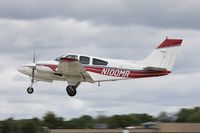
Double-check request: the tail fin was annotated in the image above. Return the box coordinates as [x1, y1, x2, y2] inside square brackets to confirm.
[137, 38, 183, 71]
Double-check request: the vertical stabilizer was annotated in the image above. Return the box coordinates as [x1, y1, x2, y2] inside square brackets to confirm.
[137, 38, 183, 71]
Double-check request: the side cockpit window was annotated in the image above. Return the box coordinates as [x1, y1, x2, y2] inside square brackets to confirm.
[65, 55, 78, 60]
[93, 58, 108, 66]
[80, 56, 90, 64]
[55, 54, 78, 61]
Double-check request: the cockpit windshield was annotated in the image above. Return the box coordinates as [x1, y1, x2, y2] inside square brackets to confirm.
[54, 54, 78, 61]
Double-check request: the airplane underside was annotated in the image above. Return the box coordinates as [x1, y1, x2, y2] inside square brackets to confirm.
[24, 65, 171, 82]
[21, 64, 171, 96]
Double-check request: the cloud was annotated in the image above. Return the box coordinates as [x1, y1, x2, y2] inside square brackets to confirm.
[0, 0, 199, 120]
[0, 0, 200, 29]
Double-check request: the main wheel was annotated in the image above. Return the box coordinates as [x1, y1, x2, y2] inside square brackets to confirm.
[66, 86, 77, 97]
[27, 87, 34, 94]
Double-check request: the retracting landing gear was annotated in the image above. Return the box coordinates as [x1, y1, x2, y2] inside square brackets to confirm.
[66, 86, 77, 97]
[66, 82, 80, 97]
[27, 86, 34, 94]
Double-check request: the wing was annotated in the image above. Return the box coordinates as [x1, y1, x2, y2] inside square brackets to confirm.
[57, 57, 94, 85]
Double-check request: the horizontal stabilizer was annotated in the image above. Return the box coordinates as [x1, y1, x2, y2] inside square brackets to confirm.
[144, 66, 167, 71]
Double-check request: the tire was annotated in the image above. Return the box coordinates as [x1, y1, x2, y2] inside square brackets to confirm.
[27, 87, 34, 94]
[66, 86, 77, 97]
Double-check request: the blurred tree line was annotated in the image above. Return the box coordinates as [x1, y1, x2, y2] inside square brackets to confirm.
[0, 107, 199, 133]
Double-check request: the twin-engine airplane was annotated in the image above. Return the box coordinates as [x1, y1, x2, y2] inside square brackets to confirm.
[18, 38, 183, 97]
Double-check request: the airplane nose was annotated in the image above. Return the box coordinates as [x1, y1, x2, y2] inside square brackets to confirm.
[17, 66, 26, 74]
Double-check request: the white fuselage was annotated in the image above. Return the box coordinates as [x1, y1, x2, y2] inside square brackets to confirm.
[18, 53, 170, 84]
[17, 38, 182, 96]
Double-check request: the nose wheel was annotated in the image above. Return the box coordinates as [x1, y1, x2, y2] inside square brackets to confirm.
[27, 87, 34, 94]
[66, 86, 77, 97]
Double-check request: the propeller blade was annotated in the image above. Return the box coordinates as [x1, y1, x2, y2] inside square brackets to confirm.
[33, 51, 36, 63]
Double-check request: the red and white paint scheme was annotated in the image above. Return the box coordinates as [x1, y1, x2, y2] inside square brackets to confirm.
[18, 38, 183, 97]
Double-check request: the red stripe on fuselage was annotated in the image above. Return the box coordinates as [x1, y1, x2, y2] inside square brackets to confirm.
[85, 66, 171, 78]
[35, 64, 170, 78]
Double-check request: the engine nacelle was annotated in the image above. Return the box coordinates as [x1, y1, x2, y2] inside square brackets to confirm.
[36, 65, 55, 74]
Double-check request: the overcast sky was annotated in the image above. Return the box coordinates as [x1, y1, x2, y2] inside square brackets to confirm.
[0, 0, 200, 120]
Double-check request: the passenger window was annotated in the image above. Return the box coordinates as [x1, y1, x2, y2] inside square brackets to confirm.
[93, 58, 108, 66]
[80, 56, 90, 64]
